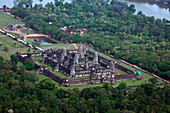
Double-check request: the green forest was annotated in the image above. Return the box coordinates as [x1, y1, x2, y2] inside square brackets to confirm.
[10, 0, 170, 81]
[0, 56, 170, 113]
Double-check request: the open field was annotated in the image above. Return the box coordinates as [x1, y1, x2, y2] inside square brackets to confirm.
[0, 33, 34, 60]
[0, 12, 24, 29]
[38, 74, 49, 81]
[40, 43, 76, 50]
[55, 71, 68, 78]
[21, 29, 40, 34]
[115, 68, 127, 75]
[38, 74, 60, 85]
[60, 83, 104, 90]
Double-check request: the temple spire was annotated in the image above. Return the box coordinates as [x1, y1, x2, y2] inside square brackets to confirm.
[70, 65, 75, 77]
[110, 60, 115, 78]
[78, 43, 84, 58]
[63, 48, 66, 56]
[94, 51, 98, 64]
[74, 53, 79, 64]
[83, 46, 86, 55]
[78, 44, 83, 53]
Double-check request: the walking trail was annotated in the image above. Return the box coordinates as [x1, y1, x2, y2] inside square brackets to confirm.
[72, 43, 78, 49]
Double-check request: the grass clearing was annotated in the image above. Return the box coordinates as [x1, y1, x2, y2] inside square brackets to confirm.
[55, 71, 68, 78]
[115, 68, 127, 75]
[38, 74, 49, 81]
[40, 43, 76, 50]
[21, 29, 40, 34]
[0, 12, 24, 29]
[34, 56, 43, 61]
[38, 74, 60, 85]
[0, 33, 34, 60]
[25, 37, 38, 45]
[60, 83, 104, 90]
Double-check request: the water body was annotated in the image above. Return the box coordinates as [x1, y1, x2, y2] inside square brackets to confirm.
[28, 37, 57, 45]
[118, 0, 170, 20]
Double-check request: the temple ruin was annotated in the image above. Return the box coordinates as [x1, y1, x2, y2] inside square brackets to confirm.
[16, 44, 142, 86]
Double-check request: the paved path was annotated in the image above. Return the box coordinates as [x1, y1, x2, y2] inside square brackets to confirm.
[20, 33, 49, 37]
[72, 43, 78, 49]
[0, 28, 44, 50]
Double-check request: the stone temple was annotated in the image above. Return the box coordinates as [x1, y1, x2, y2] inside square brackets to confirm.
[42, 44, 115, 79]
[17, 44, 142, 86]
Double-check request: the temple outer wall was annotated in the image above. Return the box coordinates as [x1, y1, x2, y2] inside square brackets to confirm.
[16, 52, 141, 87]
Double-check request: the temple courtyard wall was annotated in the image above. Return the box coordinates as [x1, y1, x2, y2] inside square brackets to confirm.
[16, 50, 141, 87]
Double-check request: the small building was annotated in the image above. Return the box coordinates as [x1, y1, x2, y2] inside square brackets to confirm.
[6, 25, 16, 31]
[49, 22, 53, 25]
[0, 7, 10, 12]
[15, 24, 26, 28]
[65, 29, 73, 35]
[60, 26, 67, 31]
[76, 28, 87, 36]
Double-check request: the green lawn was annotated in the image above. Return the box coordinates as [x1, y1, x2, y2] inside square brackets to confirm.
[38, 74, 59, 85]
[0, 34, 34, 60]
[55, 71, 68, 78]
[34, 56, 43, 61]
[76, 76, 89, 79]
[36, 61, 53, 70]
[40, 43, 76, 50]
[25, 37, 41, 46]
[115, 68, 127, 75]
[21, 29, 40, 34]
[38, 74, 49, 81]
[0, 12, 24, 29]
[60, 83, 104, 90]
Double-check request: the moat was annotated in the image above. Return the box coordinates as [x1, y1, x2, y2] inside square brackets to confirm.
[118, 0, 170, 20]
[28, 37, 57, 45]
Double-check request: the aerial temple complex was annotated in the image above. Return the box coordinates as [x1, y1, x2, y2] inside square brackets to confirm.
[16, 44, 142, 86]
